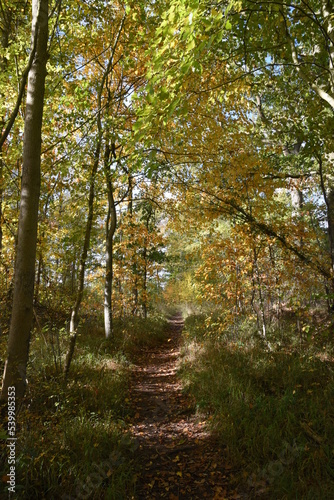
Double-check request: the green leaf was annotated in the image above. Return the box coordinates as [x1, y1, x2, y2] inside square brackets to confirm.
[187, 38, 196, 51]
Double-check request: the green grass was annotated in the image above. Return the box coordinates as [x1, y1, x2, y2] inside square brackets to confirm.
[179, 314, 334, 499]
[0, 313, 169, 499]
[105, 315, 169, 355]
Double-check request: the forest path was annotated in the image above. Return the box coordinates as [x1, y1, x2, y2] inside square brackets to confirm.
[129, 314, 242, 500]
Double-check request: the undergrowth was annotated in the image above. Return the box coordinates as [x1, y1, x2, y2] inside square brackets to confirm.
[107, 315, 169, 355]
[0, 313, 168, 499]
[180, 313, 334, 499]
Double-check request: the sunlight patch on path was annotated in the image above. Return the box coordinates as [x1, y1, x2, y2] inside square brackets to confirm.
[128, 315, 242, 499]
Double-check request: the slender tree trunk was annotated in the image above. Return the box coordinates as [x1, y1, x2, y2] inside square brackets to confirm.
[62, 12, 125, 372]
[0, 6, 12, 334]
[252, 246, 267, 338]
[291, 187, 304, 247]
[132, 276, 138, 316]
[71, 258, 76, 294]
[0, 156, 3, 260]
[101, 14, 126, 336]
[321, 0, 334, 94]
[65, 14, 126, 347]
[143, 244, 148, 319]
[104, 206, 117, 338]
[104, 222, 113, 338]
[63, 138, 101, 378]
[128, 174, 133, 215]
[35, 195, 50, 304]
[325, 186, 334, 274]
[104, 144, 117, 339]
[0, 158, 2, 337]
[127, 174, 138, 315]
[34, 252, 43, 304]
[142, 207, 152, 319]
[318, 154, 334, 306]
[1, 0, 48, 400]
[0, 137, 4, 256]
[118, 279, 123, 318]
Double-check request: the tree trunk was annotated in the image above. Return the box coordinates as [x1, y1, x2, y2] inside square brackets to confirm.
[104, 201, 117, 339]
[318, 154, 334, 304]
[34, 252, 43, 304]
[284, 143, 305, 247]
[71, 258, 76, 294]
[0, 157, 3, 259]
[321, 0, 334, 94]
[326, 186, 334, 274]
[104, 144, 117, 339]
[142, 207, 152, 319]
[62, 23, 123, 373]
[1, 0, 48, 400]
[128, 173, 133, 215]
[63, 137, 101, 378]
[127, 175, 138, 315]
[253, 247, 267, 338]
[143, 244, 148, 319]
[0, 5, 12, 332]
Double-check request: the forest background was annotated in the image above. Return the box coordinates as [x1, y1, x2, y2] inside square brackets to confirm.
[0, 0, 334, 498]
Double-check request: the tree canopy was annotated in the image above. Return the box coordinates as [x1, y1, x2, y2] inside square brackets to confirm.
[1, 1, 334, 497]
[0, 0, 333, 383]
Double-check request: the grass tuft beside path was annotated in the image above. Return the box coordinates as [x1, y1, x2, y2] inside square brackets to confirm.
[179, 314, 334, 499]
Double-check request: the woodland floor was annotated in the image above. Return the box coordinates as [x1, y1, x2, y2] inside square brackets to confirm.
[128, 314, 246, 500]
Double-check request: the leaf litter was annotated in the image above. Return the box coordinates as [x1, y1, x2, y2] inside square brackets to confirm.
[128, 314, 245, 499]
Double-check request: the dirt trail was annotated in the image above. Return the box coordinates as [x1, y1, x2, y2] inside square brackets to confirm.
[129, 314, 242, 499]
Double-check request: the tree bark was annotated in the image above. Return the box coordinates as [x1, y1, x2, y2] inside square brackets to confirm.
[128, 173, 133, 215]
[34, 251, 43, 305]
[127, 174, 138, 315]
[102, 13, 126, 338]
[64, 12, 126, 358]
[142, 205, 153, 319]
[103, 136, 117, 339]
[252, 246, 266, 338]
[0, 5, 12, 332]
[1, 0, 48, 400]
[104, 171, 117, 339]
[318, 154, 334, 302]
[63, 136, 101, 379]
[143, 244, 148, 319]
[0, 156, 3, 260]
[327, 186, 334, 274]
[321, 0, 334, 94]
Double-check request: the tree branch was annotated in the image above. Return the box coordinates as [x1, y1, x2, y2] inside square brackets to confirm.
[0, 8, 40, 149]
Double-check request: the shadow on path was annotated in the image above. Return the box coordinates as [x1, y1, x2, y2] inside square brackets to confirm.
[129, 313, 243, 499]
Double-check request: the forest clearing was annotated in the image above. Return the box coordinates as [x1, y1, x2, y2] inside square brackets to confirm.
[1, 0, 334, 498]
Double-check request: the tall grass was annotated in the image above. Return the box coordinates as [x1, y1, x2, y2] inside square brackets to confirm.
[109, 315, 169, 355]
[0, 314, 168, 498]
[180, 314, 334, 499]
